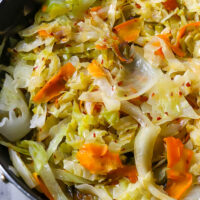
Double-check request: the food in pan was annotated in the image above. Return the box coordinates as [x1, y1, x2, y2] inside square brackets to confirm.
[1, 0, 200, 199]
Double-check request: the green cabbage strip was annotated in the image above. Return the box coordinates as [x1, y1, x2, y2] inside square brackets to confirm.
[54, 169, 93, 184]
[23, 141, 69, 200]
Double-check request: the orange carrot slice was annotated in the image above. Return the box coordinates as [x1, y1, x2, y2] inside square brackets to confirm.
[155, 34, 185, 57]
[163, 0, 178, 11]
[114, 18, 141, 42]
[166, 173, 192, 199]
[77, 143, 123, 175]
[38, 30, 50, 38]
[87, 60, 105, 77]
[154, 48, 165, 59]
[90, 6, 102, 12]
[95, 44, 108, 50]
[164, 137, 183, 168]
[175, 22, 200, 47]
[170, 22, 200, 56]
[164, 137, 193, 199]
[33, 63, 75, 103]
[33, 173, 54, 200]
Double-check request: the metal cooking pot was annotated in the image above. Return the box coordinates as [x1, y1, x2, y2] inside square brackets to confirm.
[0, 146, 47, 200]
[0, 0, 46, 199]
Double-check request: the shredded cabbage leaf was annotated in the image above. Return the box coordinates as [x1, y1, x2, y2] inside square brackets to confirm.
[1, 0, 200, 199]
[0, 75, 31, 142]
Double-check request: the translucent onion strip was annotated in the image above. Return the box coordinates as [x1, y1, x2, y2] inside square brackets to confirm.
[9, 149, 37, 189]
[115, 46, 161, 101]
[121, 101, 174, 199]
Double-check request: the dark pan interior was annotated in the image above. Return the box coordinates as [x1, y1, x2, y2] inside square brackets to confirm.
[0, 2, 47, 199]
[0, 145, 47, 200]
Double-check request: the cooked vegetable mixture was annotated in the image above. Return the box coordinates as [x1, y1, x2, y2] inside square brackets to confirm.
[1, 0, 200, 199]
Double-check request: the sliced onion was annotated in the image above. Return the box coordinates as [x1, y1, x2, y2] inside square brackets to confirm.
[79, 91, 103, 102]
[40, 163, 68, 200]
[134, 126, 160, 176]
[94, 78, 120, 111]
[121, 101, 151, 127]
[115, 46, 161, 101]
[9, 149, 37, 189]
[121, 101, 174, 199]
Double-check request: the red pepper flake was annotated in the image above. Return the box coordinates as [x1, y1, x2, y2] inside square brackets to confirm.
[93, 133, 96, 138]
[176, 118, 181, 122]
[42, 5, 47, 12]
[135, 3, 141, 8]
[118, 81, 123, 86]
[157, 117, 162, 121]
[112, 86, 114, 91]
[140, 96, 148, 102]
[179, 91, 183, 96]
[165, 112, 169, 116]
[170, 92, 174, 97]
[152, 93, 155, 97]
[94, 103, 102, 113]
[34, 66, 39, 70]
[101, 59, 104, 65]
[147, 113, 153, 121]
[186, 82, 191, 87]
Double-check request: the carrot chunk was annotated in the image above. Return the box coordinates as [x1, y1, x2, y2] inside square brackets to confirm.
[87, 60, 105, 77]
[33, 63, 75, 103]
[38, 30, 50, 38]
[166, 173, 192, 199]
[77, 143, 123, 175]
[164, 137, 193, 199]
[114, 18, 141, 43]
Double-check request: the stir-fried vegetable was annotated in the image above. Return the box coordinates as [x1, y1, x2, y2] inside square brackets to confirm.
[114, 18, 141, 43]
[1, 0, 200, 199]
[33, 63, 75, 103]
[164, 137, 193, 199]
[87, 60, 105, 78]
[77, 143, 122, 174]
[163, 0, 178, 11]
[33, 173, 54, 200]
